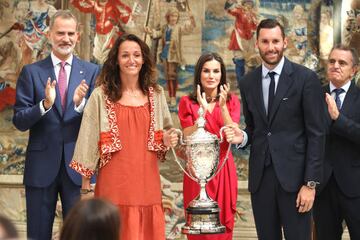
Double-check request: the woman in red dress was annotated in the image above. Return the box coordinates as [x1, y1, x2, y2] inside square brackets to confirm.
[178, 52, 240, 240]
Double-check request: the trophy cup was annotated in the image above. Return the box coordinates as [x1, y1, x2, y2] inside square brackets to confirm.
[171, 107, 232, 234]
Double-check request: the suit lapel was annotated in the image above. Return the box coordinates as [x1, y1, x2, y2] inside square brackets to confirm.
[268, 59, 294, 123]
[341, 81, 358, 116]
[65, 57, 84, 115]
[324, 85, 332, 126]
[251, 67, 268, 123]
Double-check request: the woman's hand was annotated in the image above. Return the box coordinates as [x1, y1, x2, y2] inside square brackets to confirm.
[196, 85, 209, 113]
[219, 83, 230, 108]
[80, 177, 94, 200]
[163, 128, 179, 147]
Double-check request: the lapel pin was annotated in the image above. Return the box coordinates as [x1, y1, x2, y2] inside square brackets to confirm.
[80, 71, 83, 74]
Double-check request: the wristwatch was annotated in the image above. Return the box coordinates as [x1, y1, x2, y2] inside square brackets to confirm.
[306, 181, 319, 189]
[80, 188, 94, 194]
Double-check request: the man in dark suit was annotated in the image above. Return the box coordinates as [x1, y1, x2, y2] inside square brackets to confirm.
[313, 45, 360, 240]
[13, 10, 100, 240]
[226, 19, 325, 240]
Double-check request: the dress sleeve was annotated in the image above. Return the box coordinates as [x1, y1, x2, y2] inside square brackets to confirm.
[178, 96, 196, 129]
[228, 94, 241, 124]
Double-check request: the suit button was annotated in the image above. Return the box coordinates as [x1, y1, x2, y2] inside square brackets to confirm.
[267, 132, 271, 136]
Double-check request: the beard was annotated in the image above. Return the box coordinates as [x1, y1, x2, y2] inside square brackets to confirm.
[259, 49, 284, 67]
[53, 43, 75, 56]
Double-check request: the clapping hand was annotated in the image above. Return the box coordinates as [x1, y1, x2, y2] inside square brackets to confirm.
[196, 85, 209, 113]
[219, 83, 230, 108]
[44, 78, 56, 110]
[73, 80, 89, 107]
[325, 93, 339, 120]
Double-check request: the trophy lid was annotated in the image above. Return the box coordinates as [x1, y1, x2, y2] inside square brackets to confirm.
[186, 107, 219, 144]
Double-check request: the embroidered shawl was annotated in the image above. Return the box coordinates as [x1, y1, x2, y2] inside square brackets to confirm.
[70, 86, 173, 178]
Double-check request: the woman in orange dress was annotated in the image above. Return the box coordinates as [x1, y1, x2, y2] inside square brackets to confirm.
[70, 33, 178, 240]
[178, 52, 240, 240]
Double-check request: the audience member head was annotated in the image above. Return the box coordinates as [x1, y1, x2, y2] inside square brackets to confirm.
[96, 33, 157, 102]
[60, 198, 120, 240]
[0, 215, 18, 240]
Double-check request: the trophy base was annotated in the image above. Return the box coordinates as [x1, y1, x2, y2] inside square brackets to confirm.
[181, 206, 226, 235]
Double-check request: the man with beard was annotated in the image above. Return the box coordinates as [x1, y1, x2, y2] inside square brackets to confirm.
[313, 45, 360, 240]
[13, 10, 100, 240]
[227, 19, 325, 239]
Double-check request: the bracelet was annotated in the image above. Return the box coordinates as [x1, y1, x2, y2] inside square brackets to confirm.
[80, 188, 94, 194]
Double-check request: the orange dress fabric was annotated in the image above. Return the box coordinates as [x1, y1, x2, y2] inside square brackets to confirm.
[95, 102, 165, 240]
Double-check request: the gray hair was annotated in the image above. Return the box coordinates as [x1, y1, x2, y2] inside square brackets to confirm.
[49, 10, 79, 31]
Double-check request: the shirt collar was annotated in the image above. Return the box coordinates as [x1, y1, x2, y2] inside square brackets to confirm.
[51, 52, 73, 67]
[262, 56, 285, 78]
[329, 80, 351, 93]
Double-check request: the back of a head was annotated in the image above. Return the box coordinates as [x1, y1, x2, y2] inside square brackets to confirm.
[60, 198, 120, 240]
[0, 215, 18, 240]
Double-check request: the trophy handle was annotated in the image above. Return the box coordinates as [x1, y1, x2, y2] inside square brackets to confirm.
[219, 126, 227, 143]
[208, 126, 232, 182]
[170, 129, 198, 183]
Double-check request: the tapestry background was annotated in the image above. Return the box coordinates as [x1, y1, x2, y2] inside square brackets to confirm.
[0, 0, 358, 239]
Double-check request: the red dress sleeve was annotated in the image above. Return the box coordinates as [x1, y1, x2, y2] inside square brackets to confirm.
[178, 96, 197, 129]
[228, 94, 241, 124]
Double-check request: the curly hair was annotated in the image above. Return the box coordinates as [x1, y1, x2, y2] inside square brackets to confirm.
[96, 34, 158, 102]
[189, 52, 229, 102]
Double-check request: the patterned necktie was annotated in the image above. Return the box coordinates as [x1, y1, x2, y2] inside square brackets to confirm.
[58, 61, 67, 111]
[267, 71, 276, 116]
[333, 88, 344, 110]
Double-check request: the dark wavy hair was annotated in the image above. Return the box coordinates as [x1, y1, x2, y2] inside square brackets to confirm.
[189, 52, 228, 102]
[60, 198, 120, 240]
[96, 33, 158, 102]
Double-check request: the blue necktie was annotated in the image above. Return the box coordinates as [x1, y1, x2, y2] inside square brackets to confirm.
[267, 72, 276, 116]
[333, 88, 344, 110]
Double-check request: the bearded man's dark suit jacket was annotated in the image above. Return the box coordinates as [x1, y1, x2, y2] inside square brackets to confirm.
[313, 81, 360, 240]
[13, 55, 100, 240]
[239, 57, 325, 239]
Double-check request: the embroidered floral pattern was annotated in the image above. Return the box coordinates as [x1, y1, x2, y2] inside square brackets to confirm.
[154, 130, 163, 143]
[69, 160, 95, 178]
[98, 96, 122, 168]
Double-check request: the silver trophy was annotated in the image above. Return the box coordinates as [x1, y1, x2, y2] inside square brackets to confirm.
[172, 107, 231, 234]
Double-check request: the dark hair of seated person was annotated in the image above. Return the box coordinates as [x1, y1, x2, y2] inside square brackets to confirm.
[60, 198, 120, 240]
[0, 215, 18, 239]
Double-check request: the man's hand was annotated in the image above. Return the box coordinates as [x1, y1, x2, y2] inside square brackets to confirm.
[296, 185, 315, 213]
[163, 128, 179, 148]
[44, 78, 56, 110]
[325, 93, 339, 120]
[73, 79, 89, 107]
[223, 124, 244, 144]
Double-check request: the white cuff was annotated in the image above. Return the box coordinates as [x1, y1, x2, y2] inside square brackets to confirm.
[236, 130, 248, 149]
[40, 99, 51, 116]
[74, 98, 87, 113]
